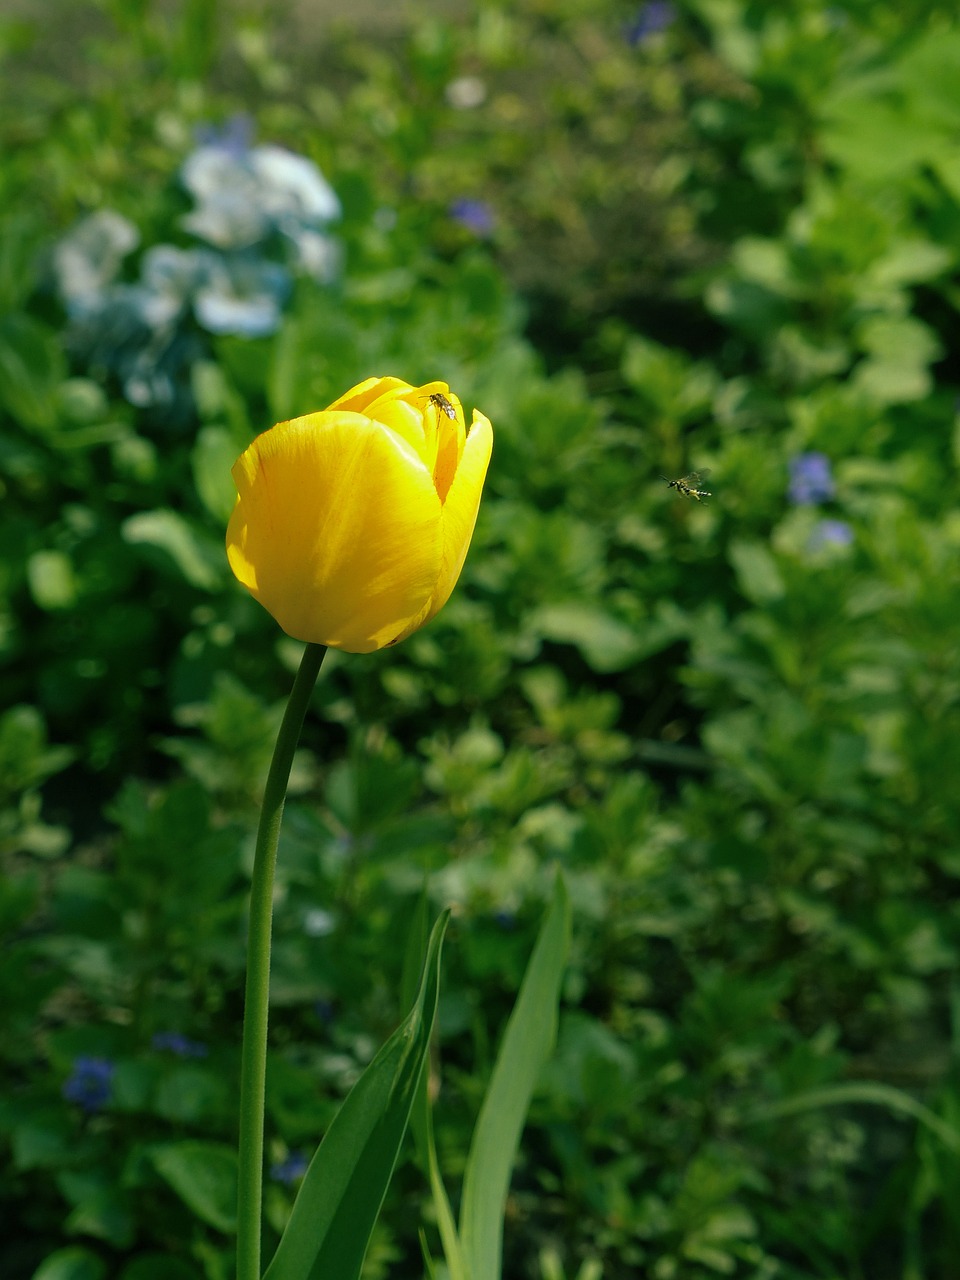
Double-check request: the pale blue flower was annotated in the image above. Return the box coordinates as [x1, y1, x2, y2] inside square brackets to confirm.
[182, 143, 340, 252]
[53, 210, 139, 314]
[251, 145, 340, 225]
[195, 114, 255, 158]
[286, 226, 341, 282]
[193, 257, 290, 337]
[139, 245, 213, 326]
[182, 147, 272, 249]
[808, 519, 854, 551]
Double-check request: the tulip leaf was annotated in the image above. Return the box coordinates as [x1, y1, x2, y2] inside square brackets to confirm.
[403, 891, 470, 1280]
[263, 911, 449, 1280]
[460, 874, 570, 1280]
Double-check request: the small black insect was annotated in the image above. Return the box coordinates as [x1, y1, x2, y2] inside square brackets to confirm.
[661, 469, 712, 502]
[426, 391, 457, 421]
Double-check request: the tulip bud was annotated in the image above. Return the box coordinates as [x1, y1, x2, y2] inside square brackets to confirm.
[226, 376, 493, 652]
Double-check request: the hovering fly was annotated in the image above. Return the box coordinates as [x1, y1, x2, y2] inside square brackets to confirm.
[661, 469, 712, 502]
[425, 391, 457, 420]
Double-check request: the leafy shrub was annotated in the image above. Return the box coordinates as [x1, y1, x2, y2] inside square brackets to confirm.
[2, 2, 960, 1278]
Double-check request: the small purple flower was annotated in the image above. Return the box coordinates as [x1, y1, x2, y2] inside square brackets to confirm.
[449, 198, 496, 238]
[271, 1152, 310, 1185]
[195, 114, 255, 158]
[152, 1032, 209, 1059]
[625, 2, 677, 45]
[788, 452, 835, 505]
[808, 519, 854, 551]
[62, 1056, 115, 1113]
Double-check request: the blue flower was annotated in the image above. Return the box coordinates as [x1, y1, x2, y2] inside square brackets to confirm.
[152, 1031, 209, 1058]
[181, 143, 340, 252]
[139, 245, 213, 326]
[449, 198, 496, 238]
[62, 1056, 115, 1113]
[192, 256, 291, 337]
[271, 1152, 310, 1185]
[53, 134, 342, 418]
[195, 114, 255, 158]
[53, 210, 139, 315]
[252, 145, 341, 225]
[808, 519, 854, 551]
[625, 2, 677, 45]
[788, 452, 835, 505]
[285, 226, 342, 283]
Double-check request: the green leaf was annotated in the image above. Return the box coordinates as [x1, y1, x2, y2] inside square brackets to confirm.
[150, 1142, 238, 1233]
[119, 1258, 200, 1280]
[0, 314, 66, 433]
[528, 604, 644, 672]
[852, 315, 943, 405]
[460, 874, 571, 1280]
[400, 888, 432, 1016]
[27, 550, 78, 611]
[121, 509, 224, 590]
[62, 1181, 135, 1248]
[192, 425, 246, 524]
[729, 539, 785, 605]
[415, 1085, 467, 1280]
[31, 1248, 106, 1280]
[406, 894, 468, 1280]
[263, 910, 450, 1280]
[744, 1082, 960, 1156]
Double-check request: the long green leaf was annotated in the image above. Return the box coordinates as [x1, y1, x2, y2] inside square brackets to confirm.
[460, 874, 570, 1280]
[743, 1081, 960, 1155]
[405, 894, 469, 1280]
[263, 911, 450, 1280]
[413, 1067, 469, 1280]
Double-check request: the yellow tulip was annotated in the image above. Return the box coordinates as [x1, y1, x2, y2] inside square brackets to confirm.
[226, 376, 493, 653]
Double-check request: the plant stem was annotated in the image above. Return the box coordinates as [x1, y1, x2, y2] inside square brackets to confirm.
[237, 642, 327, 1280]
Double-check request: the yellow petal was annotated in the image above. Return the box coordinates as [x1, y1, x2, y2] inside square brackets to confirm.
[226, 411, 442, 652]
[326, 376, 413, 414]
[370, 397, 434, 471]
[392, 410, 493, 643]
[432, 394, 466, 502]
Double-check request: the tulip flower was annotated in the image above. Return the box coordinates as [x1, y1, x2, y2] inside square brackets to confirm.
[226, 376, 492, 652]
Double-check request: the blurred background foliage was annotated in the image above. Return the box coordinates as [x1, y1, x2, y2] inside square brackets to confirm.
[3, 0, 960, 1277]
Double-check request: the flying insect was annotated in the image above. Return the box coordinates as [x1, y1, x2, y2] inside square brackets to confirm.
[425, 391, 457, 420]
[661, 469, 712, 502]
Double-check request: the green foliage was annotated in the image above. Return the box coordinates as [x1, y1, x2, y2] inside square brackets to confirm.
[3, 0, 960, 1278]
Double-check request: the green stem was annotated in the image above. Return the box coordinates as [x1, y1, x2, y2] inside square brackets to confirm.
[237, 642, 328, 1280]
